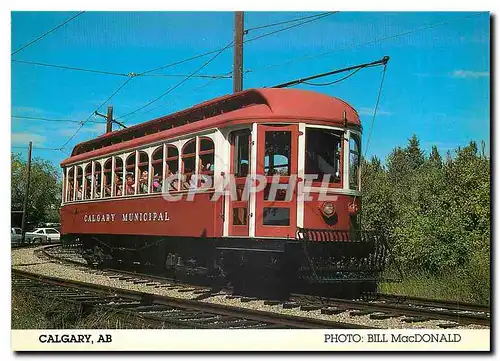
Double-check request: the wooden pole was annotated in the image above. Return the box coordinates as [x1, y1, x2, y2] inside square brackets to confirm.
[233, 11, 244, 93]
[106, 105, 113, 133]
[21, 141, 32, 242]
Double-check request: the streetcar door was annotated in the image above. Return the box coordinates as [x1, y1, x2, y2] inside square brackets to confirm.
[228, 129, 251, 236]
[255, 124, 298, 238]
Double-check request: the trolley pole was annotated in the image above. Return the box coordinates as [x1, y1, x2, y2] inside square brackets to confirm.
[233, 11, 244, 93]
[20, 141, 32, 242]
[106, 105, 113, 133]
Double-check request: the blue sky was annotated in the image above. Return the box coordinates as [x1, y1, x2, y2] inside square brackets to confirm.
[11, 11, 490, 170]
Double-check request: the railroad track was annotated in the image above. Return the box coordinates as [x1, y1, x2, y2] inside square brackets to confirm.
[12, 269, 369, 329]
[290, 294, 490, 327]
[24, 244, 490, 328]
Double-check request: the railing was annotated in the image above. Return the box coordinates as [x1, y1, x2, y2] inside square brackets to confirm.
[295, 228, 391, 283]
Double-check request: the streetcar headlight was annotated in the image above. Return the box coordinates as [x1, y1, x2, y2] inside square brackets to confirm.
[348, 202, 359, 215]
[321, 202, 336, 218]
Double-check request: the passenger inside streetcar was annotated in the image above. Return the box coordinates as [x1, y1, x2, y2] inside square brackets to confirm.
[85, 175, 91, 199]
[76, 183, 82, 200]
[182, 169, 194, 190]
[165, 166, 178, 191]
[104, 176, 112, 196]
[67, 182, 74, 201]
[153, 174, 162, 192]
[125, 173, 135, 195]
[94, 176, 101, 198]
[114, 173, 123, 196]
[139, 170, 148, 194]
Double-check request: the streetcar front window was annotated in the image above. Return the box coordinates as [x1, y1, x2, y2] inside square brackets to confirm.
[264, 131, 291, 176]
[305, 128, 341, 183]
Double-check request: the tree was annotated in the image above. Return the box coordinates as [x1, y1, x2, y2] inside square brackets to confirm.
[11, 153, 62, 225]
[361, 136, 490, 275]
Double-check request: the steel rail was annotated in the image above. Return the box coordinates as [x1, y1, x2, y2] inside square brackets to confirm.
[291, 294, 490, 326]
[376, 293, 490, 314]
[12, 268, 373, 329]
[34, 245, 490, 327]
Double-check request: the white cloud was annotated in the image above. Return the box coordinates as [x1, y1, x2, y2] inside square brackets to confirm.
[11, 106, 46, 116]
[58, 123, 106, 137]
[357, 107, 392, 116]
[11, 132, 46, 147]
[451, 70, 489, 79]
[413, 72, 433, 77]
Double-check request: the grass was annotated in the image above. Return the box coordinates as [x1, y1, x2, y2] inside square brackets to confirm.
[380, 269, 490, 306]
[11, 290, 162, 329]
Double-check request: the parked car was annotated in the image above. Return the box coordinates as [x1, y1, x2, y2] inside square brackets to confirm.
[11, 227, 22, 246]
[24, 229, 49, 244]
[38, 223, 61, 231]
[28, 228, 60, 243]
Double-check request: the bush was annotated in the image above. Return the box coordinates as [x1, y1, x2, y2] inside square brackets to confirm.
[363, 136, 490, 303]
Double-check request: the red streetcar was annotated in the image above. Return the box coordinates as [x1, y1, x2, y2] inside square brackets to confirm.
[60, 88, 388, 296]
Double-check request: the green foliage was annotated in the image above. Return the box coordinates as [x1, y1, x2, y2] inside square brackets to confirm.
[11, 153, 62, 224]
[361, 135, 490, 303]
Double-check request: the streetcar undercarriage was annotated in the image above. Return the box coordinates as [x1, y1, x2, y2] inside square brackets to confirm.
[63, 229, 390, 299]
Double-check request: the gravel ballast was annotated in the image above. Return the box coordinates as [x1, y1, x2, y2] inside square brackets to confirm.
[11, 246, 489, 330]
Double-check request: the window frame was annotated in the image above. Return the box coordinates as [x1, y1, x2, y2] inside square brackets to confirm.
[165, 144, 180, 192]
[103, 158, 112, 198]
[198, 136, 215, 188]
[304, 126, 344, 189]
[151, 145, 164, 193]
[349, 133, 361, 191]
[62, 132, 217, 203]
[181, 139, 197, 190]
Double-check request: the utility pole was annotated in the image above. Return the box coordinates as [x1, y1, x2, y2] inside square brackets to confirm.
[96, 105, 127, 134]
[106, 105, 113, 133]
[21, 141, 32, 243]
[233, 11, 244, 93]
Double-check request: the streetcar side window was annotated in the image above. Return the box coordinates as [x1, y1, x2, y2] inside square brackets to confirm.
[138, 151, 149, 194]
[84, 163, 92, 200]
[151, 146, 163, 193]
[182, 139, 196, 190]
[233, 130, 251, 177]
[93, 162, 102, 199]
[76, 166, 83, 200]
[305, 128, 342, 183]
[66, 166, 74, 202]
[349, 134, 361, 190]
[103, 158, 112, 197]
[166, 145, 179, 191]
[199, 137, 214, 188]
[114, 157, 124, 196]
[125, 153, 136, 195]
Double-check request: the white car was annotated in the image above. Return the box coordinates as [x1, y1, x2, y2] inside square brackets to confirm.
[11, 227, 22, 246]
[28, 228, 60, 243]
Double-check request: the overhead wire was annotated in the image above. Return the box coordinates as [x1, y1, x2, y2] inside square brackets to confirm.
[115, 13, 337, 122]
[12, 60, 130, 77]
[14, 11, 336, 142]
[139, 11, 337, 77]
[12, 59, 231, 79]
[12, 11, 85, 56]
[245, 11, 333, 32]
[114, 41, 234, 121]
[363, 64, 388, 160]
[121, 71, 232, 122]
[245, 12, 483, 75]
[59, 77, 134, 150]
[243, 12, 337, 44]
[11, 146, 61, 151]
[12, 115, 106, 124]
